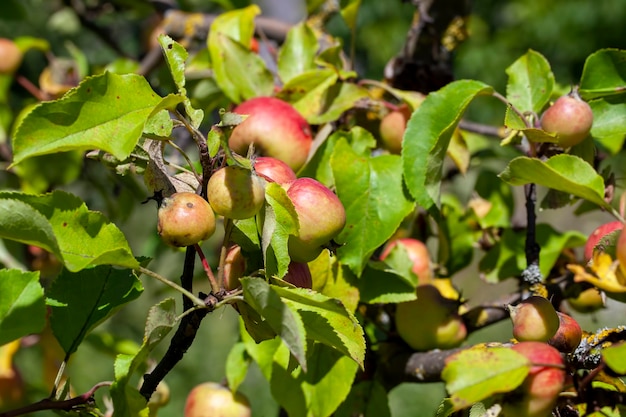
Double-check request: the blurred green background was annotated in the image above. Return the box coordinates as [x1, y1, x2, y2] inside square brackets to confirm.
[1, 0, 626, 416]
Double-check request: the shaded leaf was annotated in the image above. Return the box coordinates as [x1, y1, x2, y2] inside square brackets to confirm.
[278, 69, 339, 122]
[403, 80, 493, 213]
[278, 22, 318, 84]
[589, 97, 626, 154]
[358, 261, 417, 304]
[226, 342, 251, 392]
[12, 72, 161, 166]
[0, 269, 46, 346]
[603, 342, 626, 374]
[499, 154, 611, 211]
[47, 265, 144, 355]
[334, 380, 391, 417]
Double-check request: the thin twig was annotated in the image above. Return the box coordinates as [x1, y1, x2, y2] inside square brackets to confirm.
[137, 265, 205, 307]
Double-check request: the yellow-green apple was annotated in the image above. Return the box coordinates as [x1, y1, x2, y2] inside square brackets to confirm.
[0, 38, 22, 74]
[508, 296, 559, 343]
[208, 165, 265, 220]
[379, 105, 411, 154]
[158, 192, 216, 247]
[184, 382, 251, 417]
[223, 244, 247, 291]
[395, 284, 467, 351]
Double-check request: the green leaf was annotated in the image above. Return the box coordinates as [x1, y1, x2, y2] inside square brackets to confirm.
[278, 22, 318, 84]
[270, 341, 359, 417]
[505, 49, 554, 114]
[437, 195, 479, 276]
[226, 342, 251, 392]
[278, 69, 339, 122]
[590, 97, 626, 154]
[0, 191, 139, 271]
[579, 49, 626, 99]
[442, 346, 529, 411]
[261, 183, 299, 279]
[499, 154, 611, 211]
[158, 35, 187, 91]
[358, 261, 417, 304]
[332, 138, 415, 275]
[241, 277, 308, 371]
[0, 269, 46, 346]
[603, 343, 626, 374]
[272, 285, 365, 368]
[403, 80, 493, 213]
[11, 72, 162, 166]
[47, 264, 144, 355]
[479, 223, 586, 283]
[240, 322, 282, 379]
[110, 298, 177, 417]
[207, 6, 274, 103]
[310, 82, 370, 125]
[340, 0, 362, 31]
[335, 380, 391, 417]
[309, 251, 360, 313]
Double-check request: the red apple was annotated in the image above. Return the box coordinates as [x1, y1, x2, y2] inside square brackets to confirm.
[380, 237, 432, 285]
[547, 312, 582, 353]
[283, 261, 313, 289]
[207, 165, 266, 220]
[0, 38, 22, 74]
[501, 342, 566, 417]
[379, 105, 411, 154]
[158, 192, 216, 247]
[223, 244, 247, 291]
[508, 296, 560, 343]
[253, 156, 297, 185]
[184, 382, 251, 417]
[285, 178, 346, 262]
[540, 91, 593, 148]
[228, 97, 313, 172]
[584, 220, 623, 261]
[395, 284, 467, 351]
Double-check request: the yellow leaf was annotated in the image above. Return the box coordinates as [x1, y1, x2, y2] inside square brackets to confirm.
[567, 252, 626, 293]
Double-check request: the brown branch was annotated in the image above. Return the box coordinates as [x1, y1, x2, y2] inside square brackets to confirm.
[0, 382, 111, 417]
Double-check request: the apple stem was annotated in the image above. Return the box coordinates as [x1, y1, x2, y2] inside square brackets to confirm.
[194, 244, 219, 294]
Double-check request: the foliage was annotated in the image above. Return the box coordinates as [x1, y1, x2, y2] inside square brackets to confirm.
[1, 1, 626, 417]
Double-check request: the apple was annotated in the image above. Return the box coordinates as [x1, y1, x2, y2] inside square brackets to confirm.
[223, 244, 247, 291]
[501, 342, 566, 417]
[584, 220, 623, 261]
[228, 97, 313, 172]
[378, 105, 411, 154]
[567, 287, 605, 313]
[285, 178, 346, 262]
[253, 156, 297, 185]
[184, 382, 251, 417]
[380, 237, 432, 285]
[540, 91, 593, 148]
[395, 284, 467, 351]
[508, 296, 560, 343]
[547, 312, 582, 353]
[283, 261, 313, 289]
[207, 165, 265, 220]
[157, 192, 216, 247]
[0, 38, 22, 74]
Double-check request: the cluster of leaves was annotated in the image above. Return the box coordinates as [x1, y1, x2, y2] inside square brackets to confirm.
[1, 2, 626, 417]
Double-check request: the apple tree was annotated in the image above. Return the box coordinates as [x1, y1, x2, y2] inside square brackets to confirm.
[1, 1, 626, 417]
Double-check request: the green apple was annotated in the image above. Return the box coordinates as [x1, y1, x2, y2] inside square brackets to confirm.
[207, 165, 265, 220]
[157, 192, 216, 247]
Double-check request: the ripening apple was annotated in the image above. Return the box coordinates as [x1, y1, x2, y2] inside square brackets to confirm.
[395, 284, 467, 351]
[617, 225, 626, 275]
[508, 296, 560, 343]
[0, 38, 22, 74]
[285, 178, 346, 262]
[547, 312, 582, 353]
[229, 97, 313, 172]
[283, 261, 313, 289]
[254, 156, 297, 185]
[540, 91, 594, 148]
[584, 220, 623, 261]
[380, 237, 432, 285]
[207, 165, 265, 220]
[501, 342, 566, 417]
[157, 192, 216, 247]
[223, 244, 247, 291]
[184, 382, 251, 417]
[378, 105, 411, 154]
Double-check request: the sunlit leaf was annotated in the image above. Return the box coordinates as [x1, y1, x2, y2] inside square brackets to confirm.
[505, 49, 554, 114]
[568, 252, 626, 294]
[278, 22, 318, 84]
[0, 269, 46, 346]
[580, 49, 626, 99]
